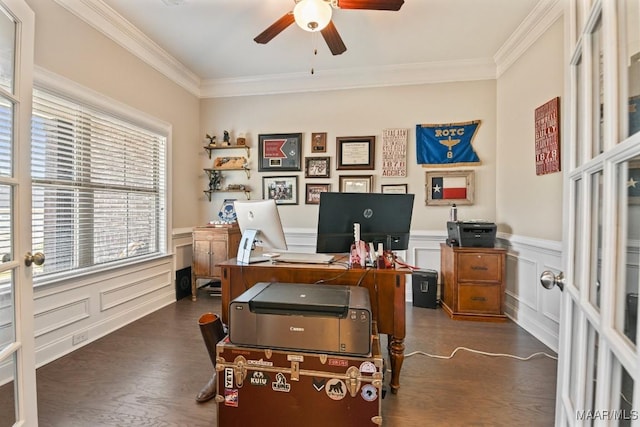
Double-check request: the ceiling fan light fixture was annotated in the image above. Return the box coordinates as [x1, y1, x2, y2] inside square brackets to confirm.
[293, 0, 332, 32]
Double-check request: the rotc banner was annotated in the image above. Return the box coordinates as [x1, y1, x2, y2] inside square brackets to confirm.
[416, 120, 481, 166]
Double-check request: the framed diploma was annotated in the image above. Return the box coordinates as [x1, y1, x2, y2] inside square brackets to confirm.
[336, 136, 375, 170]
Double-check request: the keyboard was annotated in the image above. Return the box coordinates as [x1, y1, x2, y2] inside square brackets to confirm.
[270, 251, 335, 264]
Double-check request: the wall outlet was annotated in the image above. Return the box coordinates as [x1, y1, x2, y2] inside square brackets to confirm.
[72, 330, 88, 346]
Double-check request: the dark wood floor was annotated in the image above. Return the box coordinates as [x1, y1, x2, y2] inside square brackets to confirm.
[1, 290, 557, 426]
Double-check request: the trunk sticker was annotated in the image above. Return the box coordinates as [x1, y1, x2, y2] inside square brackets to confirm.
[249, 371, 270, 386]
[328, 359, 349, 367]
[224, 367, 234, 389]
[224, 389, 239, 407]
[247, 359, 274, 367]
[312, 378, 327, 392]
[272, 373, 291, 392]
[326, 379, 347, 400]
[359, 361, 377, 373]
[361, 384, 378, 402]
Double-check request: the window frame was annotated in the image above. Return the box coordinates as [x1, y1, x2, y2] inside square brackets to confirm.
[31, 68, 172, 286]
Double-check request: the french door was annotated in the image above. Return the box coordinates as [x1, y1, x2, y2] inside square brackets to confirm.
[0, 0, 36, 425]
[553, 0, 640, 425]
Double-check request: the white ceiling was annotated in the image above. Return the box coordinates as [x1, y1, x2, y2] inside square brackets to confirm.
[79, 0, 558, 97]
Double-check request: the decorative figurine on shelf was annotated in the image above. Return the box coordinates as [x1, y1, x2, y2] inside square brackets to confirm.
[209, 170, 222, 191]
[206, 133, 216, 147]
[222, 130, 230, 146]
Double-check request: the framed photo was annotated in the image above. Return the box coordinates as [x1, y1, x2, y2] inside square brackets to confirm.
[339, 175, 373, 193]
[425, 170, 475, 206]
[336, 136, 375, 170]
[311, 132, 327, 153]
[263, 176, 298, 205]
[305, 183, 331, 205]
[381, 184, 408, 194]
[258, 133, 302, 172]
[305, 156, 330, 178]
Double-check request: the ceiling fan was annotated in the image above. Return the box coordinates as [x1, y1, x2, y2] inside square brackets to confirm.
[254, 0, 405, 56]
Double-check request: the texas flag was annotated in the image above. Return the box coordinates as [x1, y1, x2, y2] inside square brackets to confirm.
[431, 176, 467, 200]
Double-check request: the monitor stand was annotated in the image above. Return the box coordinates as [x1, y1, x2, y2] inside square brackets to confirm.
[237, 229, 270, 265]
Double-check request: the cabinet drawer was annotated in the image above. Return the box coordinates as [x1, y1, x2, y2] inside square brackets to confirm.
[193, 231, 229, 242]
[457, 253, 501, 281]
[458, 283, 502, 314]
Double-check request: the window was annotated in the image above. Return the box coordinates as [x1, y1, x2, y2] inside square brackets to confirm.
[30, 88, 167, 280]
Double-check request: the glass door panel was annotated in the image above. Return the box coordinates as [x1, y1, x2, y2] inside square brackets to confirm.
[609, 356, 634, 426]
[0, 97, 13, 177]
[617, 156, 640, 346]
[573, 177, 584, 291]
[589, 171, 603, 310]
[584, 323, 599, 425]
[621, 0, 640, 138]
[0, 7, 14, 94]
[591, 16, 604, 157]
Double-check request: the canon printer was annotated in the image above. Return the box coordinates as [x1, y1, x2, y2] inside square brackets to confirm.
[447, 221, 497, 248]
[229, 282, 372, 356]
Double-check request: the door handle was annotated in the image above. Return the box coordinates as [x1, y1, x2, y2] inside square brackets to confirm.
[24, 252, 45, 267]
[540, 270, 564, 291]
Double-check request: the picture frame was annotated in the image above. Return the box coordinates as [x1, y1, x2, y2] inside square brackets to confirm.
[304, 156, 331, 178]
[258, 133, 302, 172]
[425, 170, 474, 206]
[336, 136, 375, 170]
[339, 175, 373, 193]
[262, 176, 298, 205]
[311, 132, 327, 153]
[305, 183, 331, 205]
[381, 184, 408, 194]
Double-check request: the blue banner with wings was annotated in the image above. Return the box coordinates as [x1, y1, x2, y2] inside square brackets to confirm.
[416, 120, 481, 166]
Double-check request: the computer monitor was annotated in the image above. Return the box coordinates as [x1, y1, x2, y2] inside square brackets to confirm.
[234, 199, 288, 251]
[316, 192, 415, 253]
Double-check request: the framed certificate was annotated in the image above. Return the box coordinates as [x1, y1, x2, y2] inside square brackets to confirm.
[336, 136, 375, 170]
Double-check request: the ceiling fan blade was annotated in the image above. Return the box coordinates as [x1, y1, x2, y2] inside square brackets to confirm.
[321, 20, 347, 56]
[254, 12, 295, 44]
[336, 0, 404, 11]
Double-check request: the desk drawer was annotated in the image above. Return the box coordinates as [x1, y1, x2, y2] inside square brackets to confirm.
[457, 253, 501, 282]
[458, 283, 502, 314]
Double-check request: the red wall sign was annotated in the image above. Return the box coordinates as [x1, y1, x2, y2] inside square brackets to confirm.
[535, 97, 561, 175]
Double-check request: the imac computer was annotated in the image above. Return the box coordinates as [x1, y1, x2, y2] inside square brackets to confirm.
[316, 192, 415, 254]
[234, 199, 334, 264]
[234, 200, 287, 263]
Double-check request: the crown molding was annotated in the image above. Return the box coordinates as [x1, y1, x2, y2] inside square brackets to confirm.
[494, 0, 564, 77]
[58, 0, 558, 98]
[53, 0, 201, 97]
[200, 58, 497, 98]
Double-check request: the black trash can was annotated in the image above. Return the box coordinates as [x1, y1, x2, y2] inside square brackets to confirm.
[412, 269, 438, 309]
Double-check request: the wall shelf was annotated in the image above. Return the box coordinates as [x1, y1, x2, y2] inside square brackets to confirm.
[203, 145, 250, 159]
[203, 188, 251, 201]
[204, 167, 251, 179]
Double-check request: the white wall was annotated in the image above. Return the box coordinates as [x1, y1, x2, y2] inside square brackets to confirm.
[496, 17, 565, 350]
[199, 81, 498, 229]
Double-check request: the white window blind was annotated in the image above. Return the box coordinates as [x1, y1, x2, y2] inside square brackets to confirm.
[31, 88, 166, 279]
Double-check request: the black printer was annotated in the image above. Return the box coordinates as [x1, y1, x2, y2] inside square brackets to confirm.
[447, 221, 497, 248]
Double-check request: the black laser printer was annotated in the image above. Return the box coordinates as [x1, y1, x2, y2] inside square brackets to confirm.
[447, 221, 497, 248]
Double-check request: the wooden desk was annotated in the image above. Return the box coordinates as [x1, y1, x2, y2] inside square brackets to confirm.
[218, 257, 410, 394]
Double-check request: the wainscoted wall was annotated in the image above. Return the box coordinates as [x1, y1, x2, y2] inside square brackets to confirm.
[0, 255, 175, 384]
